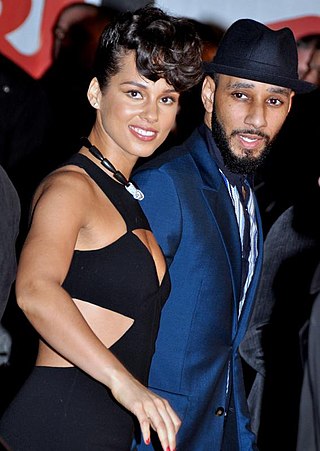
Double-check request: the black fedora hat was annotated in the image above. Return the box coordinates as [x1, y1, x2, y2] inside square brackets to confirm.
[203, 18, 316, 94]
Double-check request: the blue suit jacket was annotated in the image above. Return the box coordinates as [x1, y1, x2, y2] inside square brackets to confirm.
[133, 126, 263, 450]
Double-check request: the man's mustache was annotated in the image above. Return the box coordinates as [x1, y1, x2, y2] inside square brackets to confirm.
[231, 129, 270, 142]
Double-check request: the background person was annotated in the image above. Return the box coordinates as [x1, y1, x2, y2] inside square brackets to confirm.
[296, 34, 320, 82]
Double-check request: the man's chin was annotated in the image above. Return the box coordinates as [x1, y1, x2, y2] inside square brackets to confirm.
[236, 145, 265, 159]
[226, 156, 264, 174]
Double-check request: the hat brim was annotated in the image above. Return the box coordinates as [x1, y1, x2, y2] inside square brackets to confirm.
[203, 61, 317, 94]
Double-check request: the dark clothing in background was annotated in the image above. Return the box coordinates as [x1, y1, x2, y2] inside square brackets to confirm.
[240, 182, 320, 450]
[0, 164, 20, 321]
[296, 262, 320, 451]
[0, 54, 50, 202]
[0, 53, 51, 253]
[0, 164, 20, 370]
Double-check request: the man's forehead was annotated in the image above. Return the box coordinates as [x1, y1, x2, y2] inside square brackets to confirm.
[218, 74, 293, 95]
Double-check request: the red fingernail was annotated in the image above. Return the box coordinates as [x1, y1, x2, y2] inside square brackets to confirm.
[145, 437, 150, 445]
[166, 447, 170, 451]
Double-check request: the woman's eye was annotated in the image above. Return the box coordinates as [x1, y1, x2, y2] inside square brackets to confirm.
[127, 90, 142, 99]
[161, 96, 176, 104]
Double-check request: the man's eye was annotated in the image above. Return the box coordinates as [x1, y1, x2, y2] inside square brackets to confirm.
[268, 98, 283, 106]
[232, 92, 247, 99]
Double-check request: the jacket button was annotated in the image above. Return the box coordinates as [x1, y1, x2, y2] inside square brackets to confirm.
[215, 407, 225, 416]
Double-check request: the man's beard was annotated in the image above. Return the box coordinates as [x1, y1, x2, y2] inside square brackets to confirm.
[211, 106, 274, 174]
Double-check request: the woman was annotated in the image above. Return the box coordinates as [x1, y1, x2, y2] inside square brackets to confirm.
[0, 6, 203, 451]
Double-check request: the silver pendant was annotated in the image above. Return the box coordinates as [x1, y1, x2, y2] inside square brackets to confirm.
[125, 182, 144, 201]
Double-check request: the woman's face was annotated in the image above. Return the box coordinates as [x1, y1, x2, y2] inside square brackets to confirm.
[88, 51, 180, 164]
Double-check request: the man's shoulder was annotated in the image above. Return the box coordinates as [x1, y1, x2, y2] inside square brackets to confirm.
[137, 145, 189, 172]
[134, 127, 203, 174]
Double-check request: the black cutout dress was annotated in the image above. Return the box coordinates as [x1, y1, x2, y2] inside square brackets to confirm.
[0, 154, 170, 450]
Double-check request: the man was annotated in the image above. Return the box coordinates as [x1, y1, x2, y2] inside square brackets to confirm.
[133, 19, 315, 450]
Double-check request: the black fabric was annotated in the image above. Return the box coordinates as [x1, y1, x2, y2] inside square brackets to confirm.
[0, 367, 134, 451]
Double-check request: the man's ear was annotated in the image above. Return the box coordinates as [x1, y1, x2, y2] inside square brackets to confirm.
[87, 77, 102, 109]
[287, 91, 295, 115]
[201, 75, 215, 113]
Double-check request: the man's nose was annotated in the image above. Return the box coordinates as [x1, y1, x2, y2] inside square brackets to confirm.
[244, 103, 267, 129]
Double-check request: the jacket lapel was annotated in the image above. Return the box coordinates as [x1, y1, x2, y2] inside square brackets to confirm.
[187, 130, 243, 307]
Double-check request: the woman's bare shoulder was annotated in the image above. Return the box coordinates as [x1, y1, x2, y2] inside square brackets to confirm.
[33, 164, 95, 206]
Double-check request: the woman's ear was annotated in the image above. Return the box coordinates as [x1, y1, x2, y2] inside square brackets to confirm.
[87, 77, 101, 109]
[201, 75, 215, 113]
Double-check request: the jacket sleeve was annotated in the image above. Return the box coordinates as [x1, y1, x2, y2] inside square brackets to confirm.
[0, 165, 20, 320]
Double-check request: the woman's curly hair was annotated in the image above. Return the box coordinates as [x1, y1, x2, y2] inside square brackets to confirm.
[94, 5, 203, 93]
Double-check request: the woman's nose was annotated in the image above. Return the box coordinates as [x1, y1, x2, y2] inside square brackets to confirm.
[139, 102, 158, 123]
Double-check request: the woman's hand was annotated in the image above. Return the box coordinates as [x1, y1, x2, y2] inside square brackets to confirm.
[110, 370, 181, 451]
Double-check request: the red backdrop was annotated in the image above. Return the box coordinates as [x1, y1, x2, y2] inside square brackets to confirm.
[268, 15, 320, 40]
[1, 2, 319, 80]
[0, 0, 92, 79]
